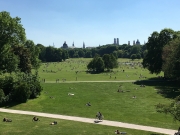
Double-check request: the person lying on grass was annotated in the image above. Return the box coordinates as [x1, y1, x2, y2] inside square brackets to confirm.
[115, 129, 127, 134]
[50, 121, 57, 125]
[3, 118, 12, 122]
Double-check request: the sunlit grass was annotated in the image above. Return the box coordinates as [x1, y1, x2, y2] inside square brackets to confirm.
[0, 112, 165, 135]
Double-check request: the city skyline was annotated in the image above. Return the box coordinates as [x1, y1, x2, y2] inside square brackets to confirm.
[1, 0, 180, 48]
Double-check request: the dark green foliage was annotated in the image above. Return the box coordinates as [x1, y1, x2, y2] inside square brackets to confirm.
[87, 53, 118, 72]
[0, 72, 42, 103]
[0, 89, 5, 104]
[156, 95, 180, 122]
[38, 43, 147, 60]
[94, 57, 105, 72]
[162, 38, 180, 80]
[0, 11, 26, 72]
[102, 54, 118, 70]
[37, 44, 46, 61]
[0, 11, 43, 104]
[87, 55, 104, 72]
[1, 76, 14, 96]
[13, 45, 32, 73]
[62, 50, 69, 61]
[130, 54, 137, 60]
[0, 11, 26, 46]
[16, 72, 42, 99]
[12, 82, 31, 102]
[25, 40, 41, 69]
[143, 29, 178, 74]
[85, 51, 92, 58]
[39, 46, 66, 62]
[130, 45, 141, 56]
[78, 49, 85, 57]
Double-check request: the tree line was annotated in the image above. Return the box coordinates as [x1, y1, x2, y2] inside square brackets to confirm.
[37, 43, 145, 62]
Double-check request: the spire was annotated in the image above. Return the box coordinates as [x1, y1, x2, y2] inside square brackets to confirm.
[83, 42, 85, 48]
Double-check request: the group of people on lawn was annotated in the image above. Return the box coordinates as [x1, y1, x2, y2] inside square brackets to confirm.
[3, 116, 57, 125]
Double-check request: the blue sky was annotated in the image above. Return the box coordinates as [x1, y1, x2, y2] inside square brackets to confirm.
[1, 0, 180, 48]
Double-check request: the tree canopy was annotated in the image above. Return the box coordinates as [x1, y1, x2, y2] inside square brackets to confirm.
[0, 11, 42, 104]
[87, 53, 118, 73]
[142, 28, 179, 74]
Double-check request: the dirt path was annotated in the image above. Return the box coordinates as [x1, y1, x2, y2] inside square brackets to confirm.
[0, 108, 177, 135]
[43, 80, 164, 83]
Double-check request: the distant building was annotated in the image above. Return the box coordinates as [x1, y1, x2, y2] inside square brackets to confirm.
[117, 38, 119, 45]
[114, 38, 119, 45]
[68, 41, 76, 49]
[136, 39, 140, 45]
[133, 40, 135, 45]
[83, 42, 85, 49]
[128, 41, 130, 45]
[62, 41, 68, 49]
[114, 38, 117, 45]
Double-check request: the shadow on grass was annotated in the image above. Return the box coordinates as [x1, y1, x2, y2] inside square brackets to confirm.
[134, 77, 180, 99]
[0, 102, 21, 108]
[86, 70, 114, 74]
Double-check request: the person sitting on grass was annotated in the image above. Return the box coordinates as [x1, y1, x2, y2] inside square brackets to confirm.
[32, 116, 39, 121]
[86, 102, 91, 106]
[96, 112, 103, 120]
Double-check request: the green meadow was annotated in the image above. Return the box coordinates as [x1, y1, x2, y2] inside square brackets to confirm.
[0, 112, 165, 135]
[1, 58, 179, 134]
[38, 58, 161, 82]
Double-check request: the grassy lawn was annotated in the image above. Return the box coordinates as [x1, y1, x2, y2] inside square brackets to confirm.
[0, 112, 165, 135]
[38, 58, 162, 82]
[1, 58, 179, 134]
[3, 82, 179, 130]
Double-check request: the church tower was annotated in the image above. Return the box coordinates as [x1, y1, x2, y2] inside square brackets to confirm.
[136, 39, 140, 45]
[62, 41, 68, 48]
[133, 40, 135, 45]
[117, 38, 119, 45]
[114, 38, 117, 45]
[83, 42, 85, 48]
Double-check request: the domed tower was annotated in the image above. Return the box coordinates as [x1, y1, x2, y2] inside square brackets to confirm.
[62, 41, 68, 48]
[136, 39, 140, 45]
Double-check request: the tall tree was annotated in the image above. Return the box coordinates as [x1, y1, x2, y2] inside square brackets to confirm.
[87, 55, 104, 72]
[25, 40, 41, 69]
[13, 45, 32, 73]
[162, 39, 180, 79]
[102, 54, 118, 71]
[37, 44, 46, 62]
[62, 50, 69, 61]
[0, 11, 26, 72]
[143, 29, 176, 74]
